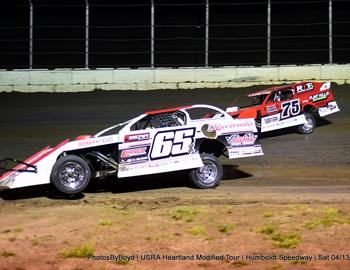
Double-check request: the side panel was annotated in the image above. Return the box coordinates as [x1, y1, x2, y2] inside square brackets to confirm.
[118, 154, 203, 178]
[117, 127, 203, 178]
[228, 145, 264, 159]
[261, 113, 306, 133]
[198, 118, 263, 158]
[221, 132, 263, 159]
[261, 99, 306, 132]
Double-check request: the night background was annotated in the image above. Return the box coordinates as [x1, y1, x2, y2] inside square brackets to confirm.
[0, 0, 349, 69]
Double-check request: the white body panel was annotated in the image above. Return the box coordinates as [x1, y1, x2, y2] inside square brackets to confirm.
[118, 154, 204, 178]
[261, 113, 306, 133]
[228, 145, 264, 159]
[318, 101, 340, 117]
[0, 135, 119, 190]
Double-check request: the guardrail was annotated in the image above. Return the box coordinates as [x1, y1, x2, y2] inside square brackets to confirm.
[1, 64, 349, 92]
[0, 0, 349, 69]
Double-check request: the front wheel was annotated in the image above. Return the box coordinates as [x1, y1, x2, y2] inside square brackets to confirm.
[189, 153, 223, 189]
[51, 155, 91, 194]
[297, 113, 315, 134]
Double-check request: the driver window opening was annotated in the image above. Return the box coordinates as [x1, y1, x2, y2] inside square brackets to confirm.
[131, 112, 185, 131]
[185, 107, 224, 120]
[268, 88, 294, 103]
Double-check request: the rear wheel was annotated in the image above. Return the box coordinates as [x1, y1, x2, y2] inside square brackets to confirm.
[189, 153, 223, 189]
[51, 155, 91, 194]
[298, 113, 315, 134]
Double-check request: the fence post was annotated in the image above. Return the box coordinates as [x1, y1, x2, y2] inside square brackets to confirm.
[29, 0, 33, 69]
[205, 0, 209, 67]
[151, 0, 155, 68]
[85, 0, 89, 68]
[267, 0, 271, 66]
[329, 0, 333, 64]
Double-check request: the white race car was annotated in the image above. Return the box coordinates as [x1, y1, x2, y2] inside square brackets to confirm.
[0, 104, 263, 194]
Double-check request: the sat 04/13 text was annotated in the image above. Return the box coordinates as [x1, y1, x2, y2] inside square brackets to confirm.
[318, 254, 350, 261]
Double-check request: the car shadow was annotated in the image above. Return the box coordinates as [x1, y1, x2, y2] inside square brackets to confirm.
[222, 164, 252, 181]
[0, 165, 252, 200]
[0, 185, 85, 201]
[86, 164, 252, 194]
[315, 117, 333, 128]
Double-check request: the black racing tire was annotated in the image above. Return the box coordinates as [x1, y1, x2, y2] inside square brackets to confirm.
[297, 113, 316, 135]
[51, 155, 91, 195]
[189, 153, 223, 189]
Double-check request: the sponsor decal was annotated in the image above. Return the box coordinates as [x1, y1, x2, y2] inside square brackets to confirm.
[327, 102, 337, 110]
[309, 91, 329, 102]
[122, 156, 149, 164]
[201, 124, 217, 139]
[125, 133, 150, 143]
[296, 82, 314, 93]
[318, 101, 340, 117]
[253, 146, 262, 154]
[119, 154, 200, 173]
[120, 146, 150, 164]
[226, 106, 239, 113]
[264, 116, 279, 124]
[78, 137, 114, 147]
[150, 128, 195, 160]
[228, 145, 263, 158]
[262, 114, 306, 132]
[225, 133, 257, 146]
[205, 121, 254, 133]
[320, 82, 331, 91]
[266, 104, 277, 113]
[121, 147, 147, 158]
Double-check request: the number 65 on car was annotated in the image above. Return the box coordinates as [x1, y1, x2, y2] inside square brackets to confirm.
[0, 104, 263, 195]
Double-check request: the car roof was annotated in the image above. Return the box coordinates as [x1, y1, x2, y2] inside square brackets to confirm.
[247, 82, 305, 97]
[145, 105, 192, 115]
[247, 89, 274, 97]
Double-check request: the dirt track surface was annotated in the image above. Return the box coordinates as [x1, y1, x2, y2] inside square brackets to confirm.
[0, 83, 350, 270]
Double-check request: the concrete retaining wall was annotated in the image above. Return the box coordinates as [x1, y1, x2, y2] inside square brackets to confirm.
[0, 64, 349, 92]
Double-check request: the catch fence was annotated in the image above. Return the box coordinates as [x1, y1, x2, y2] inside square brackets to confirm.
[0, 0, 349, 69]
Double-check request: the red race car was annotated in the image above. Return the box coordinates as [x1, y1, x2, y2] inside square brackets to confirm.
[226, 82, 340, 134]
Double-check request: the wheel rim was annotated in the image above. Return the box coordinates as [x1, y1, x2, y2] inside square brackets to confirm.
[302, 117, 314, 132]
[196, 160, 218, 185]
[58, 162, 86, 190]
